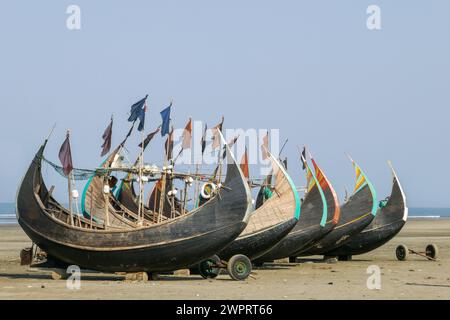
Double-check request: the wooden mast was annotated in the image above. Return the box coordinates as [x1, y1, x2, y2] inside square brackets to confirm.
[138, 129, 145, 225]
[104, 176, 110, 229]
[68, 167, 74, 226]
[66, 130, 74, 227]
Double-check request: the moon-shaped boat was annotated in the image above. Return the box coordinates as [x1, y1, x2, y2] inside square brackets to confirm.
[16, 138, 252, 273]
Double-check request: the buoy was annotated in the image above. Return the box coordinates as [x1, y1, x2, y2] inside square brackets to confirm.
[201, 183, 217, 200]
[72, 190, 79, 199]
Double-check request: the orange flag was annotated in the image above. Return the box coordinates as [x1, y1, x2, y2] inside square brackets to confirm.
[182, 118, 192, 150]
[240, 148, 249, 179]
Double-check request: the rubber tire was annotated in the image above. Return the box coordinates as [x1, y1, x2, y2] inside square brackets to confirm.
[396, 245, 409, 261]
[227, 254, 252, 281]
[198, 255, 221, 279]
[426, 244, 438, 259]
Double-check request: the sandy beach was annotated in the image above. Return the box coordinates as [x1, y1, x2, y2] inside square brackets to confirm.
[0, 219, 449, 300]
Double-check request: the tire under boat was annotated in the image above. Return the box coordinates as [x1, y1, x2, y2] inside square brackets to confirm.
[216, 149, 300, 262]
[16, 140, 252, 273]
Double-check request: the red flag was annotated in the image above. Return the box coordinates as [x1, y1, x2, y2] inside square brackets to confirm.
[261, 131, 269, 160]
[101, 117, 113, 157]
[182, 118, 193, 150]
[240, 148, 249, 179]
[59, 131, 73, 176]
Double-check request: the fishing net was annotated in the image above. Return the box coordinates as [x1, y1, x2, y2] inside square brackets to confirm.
[42, 158, 99, 181]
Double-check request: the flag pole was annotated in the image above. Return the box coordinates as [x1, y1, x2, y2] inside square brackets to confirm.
[194, 123, 206, 209]
[159, 134, 169, 222]
[157, 99, 173, 222]
[64, 130, 74, 227]
[138, 128, 145, 225]
[104, 176, 110, 229]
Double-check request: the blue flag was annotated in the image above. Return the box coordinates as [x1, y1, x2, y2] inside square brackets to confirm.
[128, 95, 148, 132]
[160, 102, 172, 136]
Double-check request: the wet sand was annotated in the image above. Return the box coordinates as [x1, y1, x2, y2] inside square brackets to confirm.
[0, 219, 449, 300]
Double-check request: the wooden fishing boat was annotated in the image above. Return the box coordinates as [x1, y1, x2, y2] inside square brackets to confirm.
[216, 150, 300, 262]
[253, 160, 329, 263]
[299, 159, 377, 257]
[16, 138, 252, 273]
[287, 157, 340, 258]
[324, 163, 407, 259]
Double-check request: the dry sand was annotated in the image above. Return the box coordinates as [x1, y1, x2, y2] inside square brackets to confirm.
[0, 219, 449, 300]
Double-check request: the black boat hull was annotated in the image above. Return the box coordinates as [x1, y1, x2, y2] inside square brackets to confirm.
[218, 218, 298, 261]
[299, 183, 376, 256]
[16, 141, 252, 273]
[325, 168, 407, 257]
[19, 218, 246, 272]
[254, 178, 328, 262]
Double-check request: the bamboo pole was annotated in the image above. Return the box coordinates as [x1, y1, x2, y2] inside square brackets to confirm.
[68, 171, 74, 226]
[158, 132, 171, 223]
[104, 176, 110, 229]
[182, 179, 188, 215]
[89, 186, 93, 229]
[138, 130, 145, 224]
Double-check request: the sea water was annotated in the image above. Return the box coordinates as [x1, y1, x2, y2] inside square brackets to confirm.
[0, 203, 449, 225]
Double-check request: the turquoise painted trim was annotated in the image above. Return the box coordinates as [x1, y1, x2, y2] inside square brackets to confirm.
[354, 164, 378, 216]
[306, 164, 327, 227]
[81, 157, 109, 222]
[276, 158, 301, 221]
[81, 175, 94, 218]
[115, 180, 124, 199]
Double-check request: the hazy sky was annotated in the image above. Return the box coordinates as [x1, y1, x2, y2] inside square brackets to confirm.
[0, 1, 449, 207]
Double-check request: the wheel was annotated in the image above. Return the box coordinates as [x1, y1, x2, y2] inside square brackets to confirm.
[51, 269, 69, 280]
[396, 245, 409, 261]
[425, 244, 438, 259]
[198, 255, 221, 279]
[227, 254, 252, 281]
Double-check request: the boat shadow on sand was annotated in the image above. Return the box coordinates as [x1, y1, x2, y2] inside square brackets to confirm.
[0, 272, 241, 282]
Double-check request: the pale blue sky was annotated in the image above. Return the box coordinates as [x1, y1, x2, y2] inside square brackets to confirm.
[0, 1, 449, 207]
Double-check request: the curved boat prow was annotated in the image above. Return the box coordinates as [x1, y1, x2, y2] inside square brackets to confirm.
[16, 134, 253, 273]
[254, 159, 328, 263]
[299, 158, 377, 257]
[388, 161, 408, 222]
[325, 162, 408, 257]
[217, 148, 300, 261]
